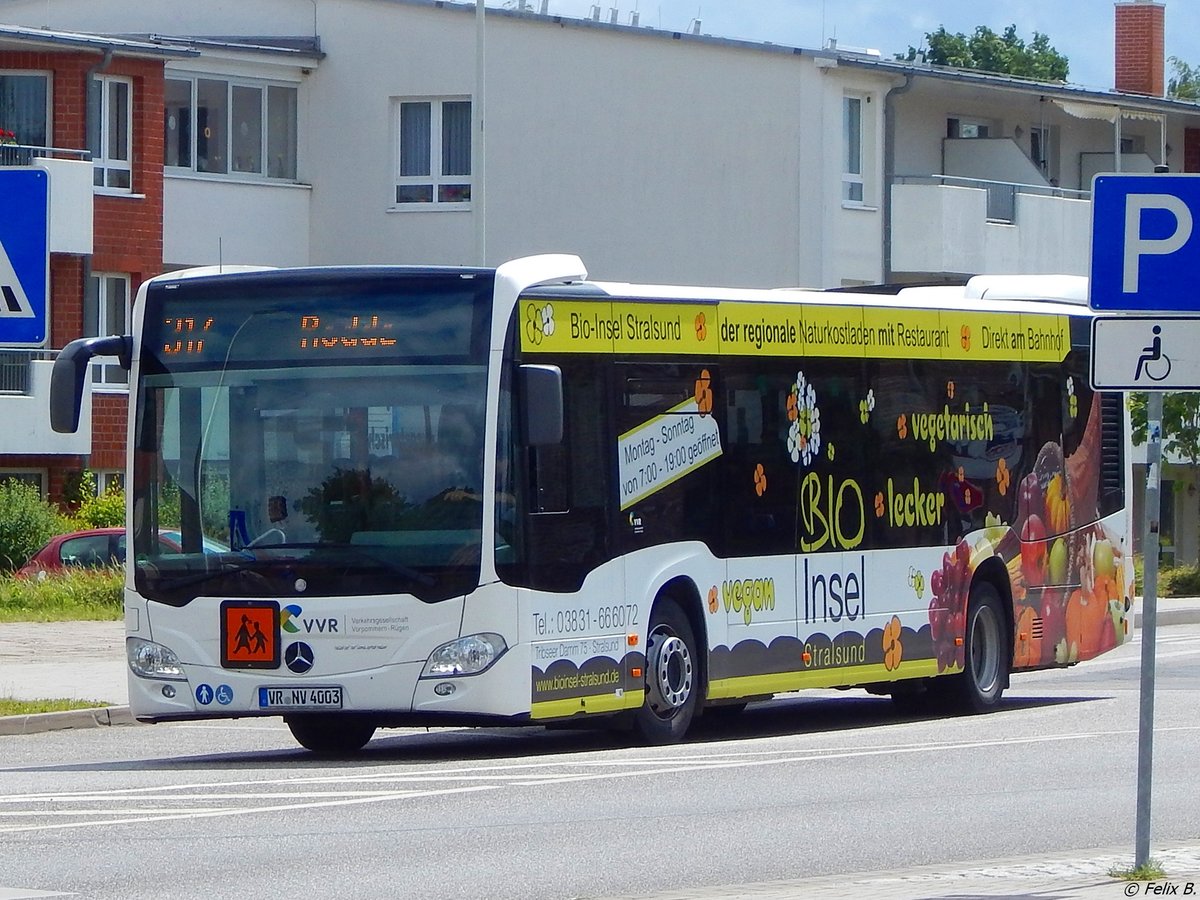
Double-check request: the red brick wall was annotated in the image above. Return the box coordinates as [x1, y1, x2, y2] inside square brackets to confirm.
[89, 393, 130, 470]
[1114, 0, 1165, 96]
[1185, 128, 1200, 174]
[0, 50, 165, 502]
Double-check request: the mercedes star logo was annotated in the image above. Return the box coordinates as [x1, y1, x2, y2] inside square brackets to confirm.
[285, 641, 314, 674]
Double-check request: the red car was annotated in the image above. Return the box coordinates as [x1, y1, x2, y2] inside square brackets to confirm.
[15, 528, 223, 578]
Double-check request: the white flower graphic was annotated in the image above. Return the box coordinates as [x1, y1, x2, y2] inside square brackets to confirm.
[525, 302, 556, 344]
[786, 370, 822, 467]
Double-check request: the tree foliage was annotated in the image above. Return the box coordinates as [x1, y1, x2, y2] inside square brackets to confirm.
[1128, 392, 1200, 467]
[1168, 56, 1200, 101]
[898, 25, 1069, 82]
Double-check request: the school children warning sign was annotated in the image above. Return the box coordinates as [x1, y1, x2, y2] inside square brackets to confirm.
[220, 600, 280, 669]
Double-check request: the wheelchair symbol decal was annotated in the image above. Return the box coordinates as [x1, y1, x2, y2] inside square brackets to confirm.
[1135, 325, 1173, 383]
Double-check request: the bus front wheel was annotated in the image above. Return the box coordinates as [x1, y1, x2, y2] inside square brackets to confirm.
[286, 714, 376, 753]
[632, 599, 699, 745]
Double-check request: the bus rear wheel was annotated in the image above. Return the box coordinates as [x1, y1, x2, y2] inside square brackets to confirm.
[632, 599, 699, 745]
[932, 581, 1008, 714]
[286, 714, 377, 753]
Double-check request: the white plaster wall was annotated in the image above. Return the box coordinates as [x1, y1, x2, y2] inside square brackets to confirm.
[34, 158, 93, 254]
[0, 361, 91, 454]
[163, 177, 311, 268]
[891, 182, 987, 276]
[825, 68, 886, 286]
[2, 0, 883, 287]
[1014, 193, 1090, 275]
[944, 138, 1047, 184]
[982, 222, 1019, 273]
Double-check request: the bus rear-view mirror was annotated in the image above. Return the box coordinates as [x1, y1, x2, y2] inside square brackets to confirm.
[519, 364, 563, 446]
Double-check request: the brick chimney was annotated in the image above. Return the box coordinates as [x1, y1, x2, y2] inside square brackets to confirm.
[1115, 0, 1165, 96]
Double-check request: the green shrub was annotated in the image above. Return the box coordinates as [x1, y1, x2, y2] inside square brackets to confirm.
[1163, 564, 1200, 597]
[68, 471, 125, 529]
[0, 566, 123, 621]
[0, 481, 68, 572]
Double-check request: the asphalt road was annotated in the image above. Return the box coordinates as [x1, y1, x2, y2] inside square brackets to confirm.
[1, 626, 1198, 900]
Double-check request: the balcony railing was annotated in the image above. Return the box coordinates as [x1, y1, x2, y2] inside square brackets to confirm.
[0, 143, 90, 166]
[0, 349, 59, 394]
[894, 175, 1089, 223]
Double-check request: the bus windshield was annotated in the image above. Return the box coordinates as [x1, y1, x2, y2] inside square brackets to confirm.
[131, 270, 493, 605]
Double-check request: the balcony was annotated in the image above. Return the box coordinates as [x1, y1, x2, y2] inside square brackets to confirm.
[890, 176, 1091, 278]
[0, 350, 92, 454]
[0, 145, 94, 255]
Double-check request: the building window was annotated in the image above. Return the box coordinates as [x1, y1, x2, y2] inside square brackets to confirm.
[165, 75, 298, 180]
[0, 72, 50, 154]
[0, 470, 47, 497]
[92, 469, 125, 495]
[88, 75, 132, 191]
[394, 98, 472, 205]
[86, 274, 130, 388]
[842, 95, 864, 204]
[947, 116, 995, 139]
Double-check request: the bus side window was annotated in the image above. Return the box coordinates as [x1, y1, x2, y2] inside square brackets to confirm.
[520, 360, 612, 592]
[530, 444, 568, 512]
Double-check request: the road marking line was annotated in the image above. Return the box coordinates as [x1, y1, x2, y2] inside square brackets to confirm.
[5, 724, 1200, 834]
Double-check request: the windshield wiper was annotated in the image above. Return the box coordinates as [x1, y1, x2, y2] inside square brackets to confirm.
[144, 542, 436, 591]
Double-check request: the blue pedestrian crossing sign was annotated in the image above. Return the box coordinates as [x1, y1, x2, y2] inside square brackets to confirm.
[0, 168, 49, 347]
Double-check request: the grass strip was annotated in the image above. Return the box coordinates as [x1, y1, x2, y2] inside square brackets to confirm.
[0, 567, 124, 622]
[0, 697, 111, 716]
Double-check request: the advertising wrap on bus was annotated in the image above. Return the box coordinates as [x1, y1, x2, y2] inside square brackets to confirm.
[48, 256, 1130, 752]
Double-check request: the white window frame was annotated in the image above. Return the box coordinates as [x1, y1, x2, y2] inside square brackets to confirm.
[842, 94, 865, 206]
[164, 73, 299, 181]
[87, 273, 131, 390]
[92, 469, 125, 495]
[393, 96, 473, 208]
[90, 74, 133, 192]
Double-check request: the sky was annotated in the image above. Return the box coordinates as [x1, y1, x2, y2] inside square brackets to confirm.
[511, 1, 1200, 92]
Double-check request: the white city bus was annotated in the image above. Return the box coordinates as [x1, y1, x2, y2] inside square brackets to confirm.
[51, 255, 1133, 752]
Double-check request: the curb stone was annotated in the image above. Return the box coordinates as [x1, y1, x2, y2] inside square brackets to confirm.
[1135, 604, 1200, 627]
[0, 705, 136, 737]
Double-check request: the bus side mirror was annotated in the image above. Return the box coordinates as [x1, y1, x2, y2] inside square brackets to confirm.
[51, 335, 131, 433]
[519, 364, 563, 446]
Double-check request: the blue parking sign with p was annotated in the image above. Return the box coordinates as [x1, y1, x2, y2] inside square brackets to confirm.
[1090, 173, 1200, 312]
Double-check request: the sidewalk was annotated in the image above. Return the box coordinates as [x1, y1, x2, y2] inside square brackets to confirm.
[605, 841, 1200, 899]
[0, 620, 129, 735]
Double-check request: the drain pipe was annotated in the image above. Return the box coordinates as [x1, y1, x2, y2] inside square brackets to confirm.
[71, 47, 112, 477]
[79, 47, 113, 333]
[882, 73, 914, 284]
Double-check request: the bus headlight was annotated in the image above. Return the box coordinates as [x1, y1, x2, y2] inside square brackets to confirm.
[421, 633, 507, 678]
[127, 637, 187, 681]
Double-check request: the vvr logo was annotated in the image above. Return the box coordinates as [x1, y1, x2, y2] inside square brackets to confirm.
[281, 604, 339, 635]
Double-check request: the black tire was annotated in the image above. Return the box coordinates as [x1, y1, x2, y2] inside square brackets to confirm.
[932, 581, 1009, 714]
[285, 715, 376, 753]
[631, 599, 699, 745]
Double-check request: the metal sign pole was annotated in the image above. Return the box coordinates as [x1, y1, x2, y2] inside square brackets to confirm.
[1135, 391, 1162, 868]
